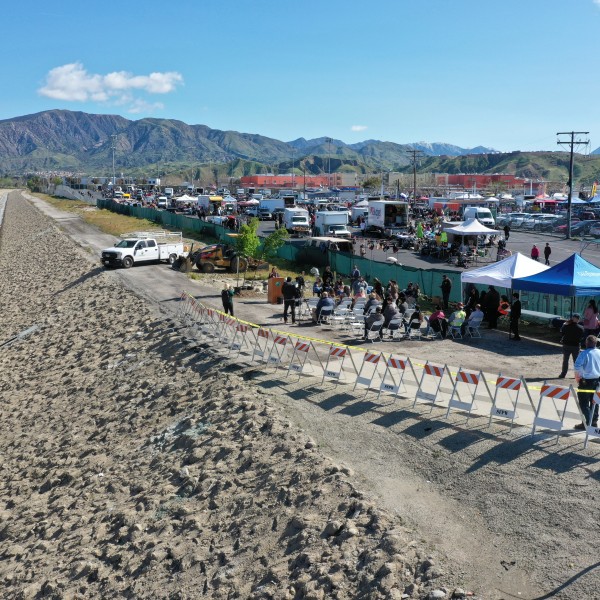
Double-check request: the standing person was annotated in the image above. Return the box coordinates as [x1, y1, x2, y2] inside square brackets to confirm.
[543, 243, 551, 266]
[484, 285, 500, 329]
[503, 223, 510, 241]
[558, 313, 584, 378]
[440, 274, 452, 310]
[509, 292, 522, 340]
[221, 283, 234, 316]
[351, 265, 360, 286]
[582, 299, 599, 345]
[531, 244, 540, 261]
[282, 276, 300, 324]
[573, 335, 600, 429]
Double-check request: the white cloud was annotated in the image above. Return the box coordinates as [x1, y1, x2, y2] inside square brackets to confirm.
[351, 125, 368, 132]
[595, 0, 600, 5]
[128, 99, 165, 114]
[38, 62, 183, 111]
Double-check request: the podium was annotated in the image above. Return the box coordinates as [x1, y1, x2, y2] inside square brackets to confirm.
[268, 277, 285, 304]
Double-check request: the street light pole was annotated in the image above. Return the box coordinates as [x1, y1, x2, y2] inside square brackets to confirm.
[111, 134, 117, 186]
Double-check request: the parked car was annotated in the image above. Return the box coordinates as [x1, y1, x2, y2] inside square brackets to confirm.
[554, 218, 581, 234]
[508, 213, 531, 228]
[258, 208, 273, 221]
[570, 220, 600, 236]
[523, 214, 560, 231]
[589, 223, 600, 238]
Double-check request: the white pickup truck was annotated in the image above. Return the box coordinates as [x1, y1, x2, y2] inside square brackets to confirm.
[101, 231, 187, 269]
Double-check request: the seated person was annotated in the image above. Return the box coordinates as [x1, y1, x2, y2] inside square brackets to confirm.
[312, 278, 323, 296]
[312, 292, 335, 322]
[363, 292, 381, 314]
[428, 304, 448, 338]
[405, 304, 424, 333]
[498, 295, 510, 317]
[448, 302, 467, 334]
[364, 306, 385, 337]
[383, 300, 401, 328]
[466, 304, 484, 334]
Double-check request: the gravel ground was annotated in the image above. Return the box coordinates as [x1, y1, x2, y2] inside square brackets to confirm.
[1, 190, 599, 599]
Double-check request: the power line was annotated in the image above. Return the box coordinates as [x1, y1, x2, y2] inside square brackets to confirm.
[557, 130, 589, 239]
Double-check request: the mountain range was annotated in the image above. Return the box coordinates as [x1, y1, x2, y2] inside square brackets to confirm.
[0, 109, 497, 176]
[2, 109, 599, 185]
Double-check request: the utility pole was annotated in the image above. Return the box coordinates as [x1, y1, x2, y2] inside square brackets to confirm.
[111, 134, 117, 186]
[557, 131, 589, 239]
[326, 137, 333, 189]
[406, 149, 424, 203]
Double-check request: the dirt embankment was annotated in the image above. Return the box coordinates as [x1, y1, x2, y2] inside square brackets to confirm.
[0, 196, 453, 598]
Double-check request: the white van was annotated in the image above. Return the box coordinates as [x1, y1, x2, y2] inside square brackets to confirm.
[463, 206, 495, 227]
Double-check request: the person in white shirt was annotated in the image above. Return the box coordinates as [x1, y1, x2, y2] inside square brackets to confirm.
[573, 335, 600, 430]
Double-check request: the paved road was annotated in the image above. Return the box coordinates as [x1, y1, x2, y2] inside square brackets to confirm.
[257, 217, 600, 271]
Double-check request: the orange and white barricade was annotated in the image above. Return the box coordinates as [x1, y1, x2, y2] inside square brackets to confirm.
[377, 356, 417, 402]
[488, 374, 532, 430]
[446, 368, 491, 420]
[354, 351, 384, 393]
[531, 382, 575, 439]
[251, 328, 271, 363]
[217, 315, 238, 345]
[228, 322, 256, 357]
[584, 391, 600, 448]
[322, 345, 356, 384]
[198, 306, 219, 339]
[414, 361, 453, 409]
[287, 340, 315, 377]
[267, 333, 289, 367]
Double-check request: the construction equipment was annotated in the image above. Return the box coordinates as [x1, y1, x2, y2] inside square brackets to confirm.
[191, 244, 267, 273]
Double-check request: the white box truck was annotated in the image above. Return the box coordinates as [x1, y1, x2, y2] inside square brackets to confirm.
[283, 207, 310, 236]
[367, 201, 409, 232]
[314, 211, 351, 238]
[101, 231, 187, 268]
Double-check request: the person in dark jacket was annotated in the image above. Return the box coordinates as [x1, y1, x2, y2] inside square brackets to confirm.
[558, 314, 584, 378]
[221, 283, 234, 316]
[509, 292, 522, 340]
[440, 275, 452, 310]
[485, 285, 500, 329]
[282, 276, 300, 324]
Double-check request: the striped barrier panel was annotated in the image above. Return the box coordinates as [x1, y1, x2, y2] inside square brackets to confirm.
[532, 383, 575, 438]
[322, 346, 350, 383]
[354, 351, 384, 392]
[414, 361, 452, 408]
[267, 334, 289, 365]
[252, 328, 271, 363]
[377, 356, 416, 401]
[488, 374, 532, 430]
[446, 368, 491, 420]
[287, 340, 314, 376]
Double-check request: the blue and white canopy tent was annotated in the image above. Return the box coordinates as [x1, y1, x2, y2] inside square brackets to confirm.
[512, 253, 600, 315]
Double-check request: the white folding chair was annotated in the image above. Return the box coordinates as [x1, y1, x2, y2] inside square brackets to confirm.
[330, 307, 349, 329]
[366, 321, 384, 343]
[384, 318, 404, 341]
[406, 319, 422, 340]
[465, 317, 483, 338]
[449, 321, 463, 339]
[317, 307, 334, 325]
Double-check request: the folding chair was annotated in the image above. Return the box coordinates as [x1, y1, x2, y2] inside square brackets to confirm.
[427, 318, 445, 340]
[317, 307, 334, 325]
[465, 316, 483, 338]
[449, 322, 463, 339]
[330, 307, 349, 330]
[365, 321, 384, 343]
[384, 318, 404, 341]
[406, 319, 422, 340]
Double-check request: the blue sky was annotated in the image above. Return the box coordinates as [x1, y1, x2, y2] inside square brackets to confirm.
[2, 0, 599, 152]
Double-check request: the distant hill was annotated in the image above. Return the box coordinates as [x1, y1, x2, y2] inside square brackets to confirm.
[0, 109, 597, 184]
[0, 109, 499, 175]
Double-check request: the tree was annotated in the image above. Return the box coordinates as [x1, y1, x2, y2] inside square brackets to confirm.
[235, 218, 261, 261]
[262, 228, 289, 260]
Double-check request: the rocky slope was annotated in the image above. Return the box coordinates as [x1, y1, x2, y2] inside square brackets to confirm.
[0, 193, 452, 599]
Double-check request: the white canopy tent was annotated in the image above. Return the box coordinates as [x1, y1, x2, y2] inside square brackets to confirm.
[445, 218, 498, 236]
[461, 252, 549, 289]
